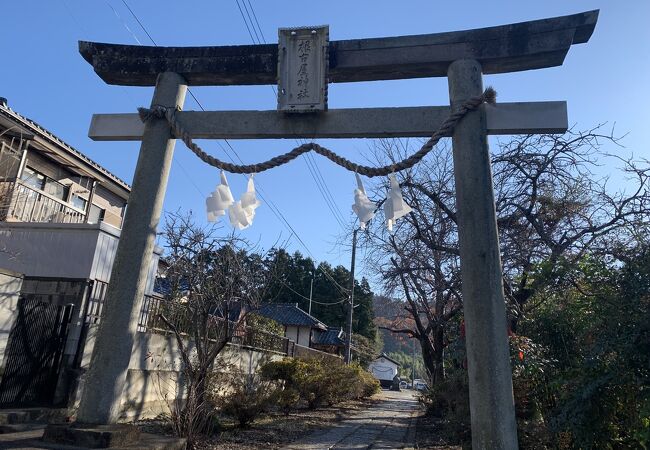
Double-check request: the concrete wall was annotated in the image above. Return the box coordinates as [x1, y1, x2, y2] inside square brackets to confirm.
[74, 326, 285, 420]
[0, 269, 22, 371]
[293, 343, 342, 364]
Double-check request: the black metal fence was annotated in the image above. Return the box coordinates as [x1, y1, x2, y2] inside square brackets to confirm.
[136, 293, 292, 354]
[81, 281, 338, 358]
[0, 296, 73, 406]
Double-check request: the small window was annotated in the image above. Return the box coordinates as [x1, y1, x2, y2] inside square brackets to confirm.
[70, 194, 87, 211]
[44, 178, 69, 201]
[20, 166, 70, 201]
[20, 167, 45, 190]
[88, 204, 105, 224]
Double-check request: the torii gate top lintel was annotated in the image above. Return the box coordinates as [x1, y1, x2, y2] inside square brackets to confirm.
[79, 9, 598, 87]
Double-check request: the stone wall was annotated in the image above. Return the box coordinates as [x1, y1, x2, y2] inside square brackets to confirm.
[74, 325, 285, 420]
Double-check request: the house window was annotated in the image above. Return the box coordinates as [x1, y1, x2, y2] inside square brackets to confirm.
[20, 166, 69, 201]
[44, 178, 69, 201]
[70, 194, 87, 211]
[87, 204, 105, 224]
[20, 166, 45, 190]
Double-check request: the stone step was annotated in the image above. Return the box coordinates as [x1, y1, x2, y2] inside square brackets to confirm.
[0, 407, 72, 424]
[0, 426, 186, 449]
[0, 422, 47, 434]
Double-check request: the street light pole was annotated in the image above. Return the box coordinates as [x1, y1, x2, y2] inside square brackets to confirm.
[344, 227, 358, 364]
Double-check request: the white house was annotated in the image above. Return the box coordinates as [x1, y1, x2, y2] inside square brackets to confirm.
[368, 353, 401, 388]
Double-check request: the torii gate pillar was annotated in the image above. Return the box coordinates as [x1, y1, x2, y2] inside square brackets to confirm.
[449, 59, 517, 448]
[76, 72, 187, 424]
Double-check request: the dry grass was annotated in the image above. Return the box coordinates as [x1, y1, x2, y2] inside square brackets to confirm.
[415, 414, 465, 450]
[136, 397, 379, 450]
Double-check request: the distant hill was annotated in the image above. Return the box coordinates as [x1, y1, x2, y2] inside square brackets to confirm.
[373, 295, 414, 354]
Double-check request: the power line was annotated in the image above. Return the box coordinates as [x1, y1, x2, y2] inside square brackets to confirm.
[230, 0, 350, 296]
[114, 0, 349, 298]
[306, 153, 347, 226]
[100, 0, 206, 199]
[232, 0, 347, 230]
[279, 280, 346, 306]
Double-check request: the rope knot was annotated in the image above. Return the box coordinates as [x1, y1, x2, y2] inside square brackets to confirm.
[137, 105, 170, 123]
[483, 87, 497, 105]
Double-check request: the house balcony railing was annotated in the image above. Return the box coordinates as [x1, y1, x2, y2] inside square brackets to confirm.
[0, 180, 86, 224]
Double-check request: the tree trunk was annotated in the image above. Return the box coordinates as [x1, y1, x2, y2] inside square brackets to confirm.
[431, 326, 446, 384]
[419, 334, 437, 382]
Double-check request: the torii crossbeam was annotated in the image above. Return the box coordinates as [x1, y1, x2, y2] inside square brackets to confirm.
[74, 10, 598, 450]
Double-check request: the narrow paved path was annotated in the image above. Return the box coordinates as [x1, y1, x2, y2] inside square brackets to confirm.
[282, 390, 420, 450]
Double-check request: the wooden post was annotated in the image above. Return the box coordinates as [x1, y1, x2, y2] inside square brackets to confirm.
[447, 59, 518, 449]
[76, 72, 187, 424]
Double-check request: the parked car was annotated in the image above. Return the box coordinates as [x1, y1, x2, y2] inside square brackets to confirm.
[413, 379, 429, 391]
[399, 380, 408, 389]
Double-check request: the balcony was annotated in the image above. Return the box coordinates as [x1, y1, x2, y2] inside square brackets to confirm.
[0, 219, 161, 285]
[0, 180, 86, 224]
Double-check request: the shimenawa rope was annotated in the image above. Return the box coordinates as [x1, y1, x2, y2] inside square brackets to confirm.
[138, 87, 496, 177]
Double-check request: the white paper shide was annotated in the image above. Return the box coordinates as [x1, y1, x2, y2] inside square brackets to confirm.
[206, 171, 235, 222]
[206, 172, 261, 229]
[351, 173, 376, 229]
[229, 176, 262, 230]
[383, 174, 412, 231]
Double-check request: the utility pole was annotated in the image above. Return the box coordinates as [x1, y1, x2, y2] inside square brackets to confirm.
[308, 275, 314, 316]
[412, 337, 416, 387]
[344, 227, 358, 364]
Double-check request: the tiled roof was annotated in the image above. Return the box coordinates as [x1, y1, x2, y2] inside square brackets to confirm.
[375, 353, 401, 367]
[0, 100, 131, 193]
[313, 327, 345, 346]
[258, 303, 327, 330]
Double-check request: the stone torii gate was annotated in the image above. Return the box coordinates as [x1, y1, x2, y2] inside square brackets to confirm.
[75, 10, 597, 449]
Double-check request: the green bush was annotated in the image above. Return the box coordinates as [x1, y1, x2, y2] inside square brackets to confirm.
[260, 356, 379, 411]
[215, 374, 275, 428]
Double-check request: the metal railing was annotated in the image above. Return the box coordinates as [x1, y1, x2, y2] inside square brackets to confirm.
[137, 294, 292, 354]
[83, 282, 328, 357]
[0, 180, 86, 224]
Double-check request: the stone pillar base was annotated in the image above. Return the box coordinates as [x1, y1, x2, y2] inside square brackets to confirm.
[42, 423, 186, 449]
[43, 423, 139, 448]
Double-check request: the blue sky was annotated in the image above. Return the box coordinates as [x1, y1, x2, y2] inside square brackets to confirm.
[3, 0, 649, 284]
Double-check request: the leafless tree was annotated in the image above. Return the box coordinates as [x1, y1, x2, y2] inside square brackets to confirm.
[157, 212, 274, 446]
[364, 125, 650, 382]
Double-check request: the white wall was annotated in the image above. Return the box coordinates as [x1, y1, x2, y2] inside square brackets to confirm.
[76, 326, 284, 420]
[368, 357, 399, 382]
[0, 269, 22, 368]
[285, 325, 311, 347]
